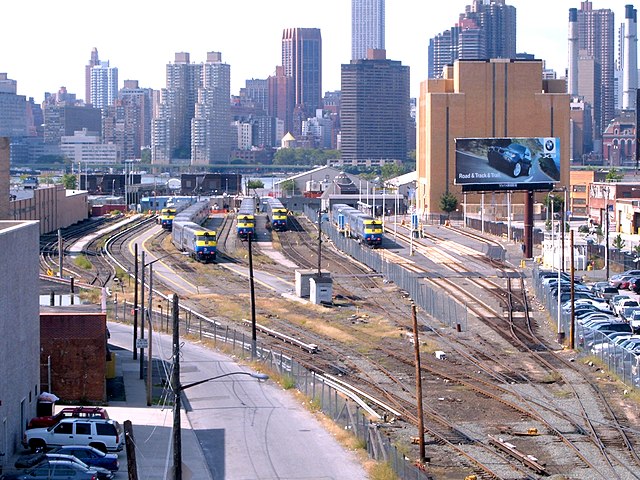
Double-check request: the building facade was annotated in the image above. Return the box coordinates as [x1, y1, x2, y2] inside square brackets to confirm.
[153, 52, 231, 165]
[351, 0, 385, 61]
[90, 61, 118, 110]
[340, 50, 410, 165]
[282, 28, 322, 133]
[428, 0, 516, 79]
[417, 59, 570, 215]
[0, 220, 40, 466]
[575, 0, 615, 140]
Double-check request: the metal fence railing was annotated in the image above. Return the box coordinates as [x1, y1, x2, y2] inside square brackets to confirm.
[306, 206, 468, 332]
[531, 264, 640, 389]
[106, 297, 430, 480]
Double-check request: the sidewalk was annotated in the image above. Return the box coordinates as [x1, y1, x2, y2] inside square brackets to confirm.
[107, 340, 213, 480]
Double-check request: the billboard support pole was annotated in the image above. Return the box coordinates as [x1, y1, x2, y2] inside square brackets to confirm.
[507, 192, 512, 240]
[523, 191, 534, 259]
[481, 193, 485, 234]
[463, 193, 467, 228]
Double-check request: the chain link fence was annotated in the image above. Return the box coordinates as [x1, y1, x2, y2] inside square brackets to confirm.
[531, 264, 640, 389]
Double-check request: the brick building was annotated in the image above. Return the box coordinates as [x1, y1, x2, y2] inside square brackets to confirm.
[40, 311, 108, 403]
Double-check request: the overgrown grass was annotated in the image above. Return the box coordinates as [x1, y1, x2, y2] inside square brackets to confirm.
[74, 255, 92, 270]
[368, 462, 399, 480]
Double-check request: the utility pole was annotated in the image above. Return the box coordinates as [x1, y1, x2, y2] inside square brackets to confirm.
[248, 233, 257, 358]
[133, 244, 138, 360]
[139, 251, 145, 380]
[317, 209, 322, 275]
[570, 230, 575, 350]
[171, 294, 181, 480]
[411, 303, 426, 463]
[146, 263, 154, 406]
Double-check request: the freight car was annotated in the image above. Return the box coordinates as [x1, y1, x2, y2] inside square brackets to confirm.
[172, 199, 217, 262]
[263, 197, 288, 231]
[331, 203, 383, 247]
[237, 196, 256, 238]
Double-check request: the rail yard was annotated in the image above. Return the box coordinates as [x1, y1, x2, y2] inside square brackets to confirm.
[40, 199, 640, 480]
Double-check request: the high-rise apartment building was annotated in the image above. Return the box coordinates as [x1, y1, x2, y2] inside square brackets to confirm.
[90, 61, 118, 110]
[575, 0, 615, 139]
[282, 28, 322, 133]
[85, 48, 99, 106]
[351, 0, 385, 60]
[340, 50, 409, 165]
[267, 66, 294, 141]
[152, 52, 231, 165]
[428, 0, 516, 79]
[0, 73, 28, 138]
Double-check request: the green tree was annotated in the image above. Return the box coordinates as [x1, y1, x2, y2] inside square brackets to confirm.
[380, 163, 403, 181]
[279, 179, 296, 196]
[633, 244, 640, 258]
[61, 173, 77, 189]
[439, 192, 459, 218]
[612, 234, 626, 250]
[140, 148, 151, 164]
[605, 168, 624, 182]
[543, 193, 564, 213]
[247, 180, 265, 190]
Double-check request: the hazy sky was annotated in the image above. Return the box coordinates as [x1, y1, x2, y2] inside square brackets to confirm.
[2, 1, 635, 103]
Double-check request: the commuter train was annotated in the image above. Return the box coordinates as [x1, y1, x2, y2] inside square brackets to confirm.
[331, 203, 383, 247]
[159, 207, 177, 230]
[159, 201, 192, 231]
[263, 197, 288, 231]
[237, 196, 256, 239]
[172, 199, 217, 262]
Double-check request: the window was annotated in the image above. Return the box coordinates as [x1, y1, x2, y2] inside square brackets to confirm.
[75, 422, 92, 435]
[54, 423, 73, 434]
[96, 423, 116, 436]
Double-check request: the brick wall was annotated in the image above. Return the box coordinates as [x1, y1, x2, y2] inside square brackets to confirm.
[40, 313, 107, 403]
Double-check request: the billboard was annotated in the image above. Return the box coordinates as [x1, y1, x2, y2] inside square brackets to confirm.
[455, 137, 560, 192]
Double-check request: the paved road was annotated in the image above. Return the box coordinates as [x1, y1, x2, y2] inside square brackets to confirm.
[108, 322, 368, 480]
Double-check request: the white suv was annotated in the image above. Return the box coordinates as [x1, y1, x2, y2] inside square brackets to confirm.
[24, 418, 123, 453]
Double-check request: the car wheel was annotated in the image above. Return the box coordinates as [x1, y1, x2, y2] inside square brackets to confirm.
[513, 162, 522, 177]
[29, 439, 46, 453]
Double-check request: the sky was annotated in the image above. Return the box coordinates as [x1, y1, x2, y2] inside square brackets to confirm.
[1, 0, 636, 103]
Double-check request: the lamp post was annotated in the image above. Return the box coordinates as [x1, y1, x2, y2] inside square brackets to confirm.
[603, 185, 611, 280]
[170, 292, 267, 480]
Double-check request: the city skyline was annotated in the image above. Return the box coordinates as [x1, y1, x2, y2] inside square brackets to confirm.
[2, 0, 636, 103]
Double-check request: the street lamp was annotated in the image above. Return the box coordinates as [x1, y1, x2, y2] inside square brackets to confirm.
[169, 292, 268, 480]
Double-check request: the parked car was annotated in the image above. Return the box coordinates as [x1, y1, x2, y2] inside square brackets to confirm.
[598, 286, 620, 301]
[630, 310, 640, 333]
[1, 459, 101, 480]
[23, 418, 124, 453]
[14, 454, 114, 480]
[48, 446, 119, 472]
[487, 143, 532, 177]
[609, 275, 634, 289]
[614, 299, 640, 316]
[27, 407, 109, 430]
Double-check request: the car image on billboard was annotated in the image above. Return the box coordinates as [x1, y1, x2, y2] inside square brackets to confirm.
[455, 137, 560, 190]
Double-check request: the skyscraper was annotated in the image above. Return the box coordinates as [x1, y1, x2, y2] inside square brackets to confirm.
[340, 50, 409, 165]
[282, 28, 322, 134]
[90, 61, 118, 110]
[351, 0, 385, 60]
[152, 52, 231, 165]
[428, 0, 516, 79]
[85, 48, 99, 106]
[575, 0, 615, 139]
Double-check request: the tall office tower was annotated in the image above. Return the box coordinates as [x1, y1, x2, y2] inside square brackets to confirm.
[191, 52, 231, 165]
[282, 28, 322, 131]
[340, 50, 410, 165]
[576, 0, 615, 139]
[90, 61, 118, 110]
[351, 0, 385, 60]
[428, 0, 515, 79]
[267, 66, 294, 141]
[85, 48, 99, 105]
